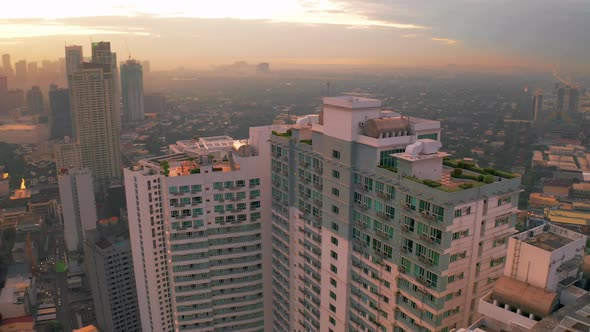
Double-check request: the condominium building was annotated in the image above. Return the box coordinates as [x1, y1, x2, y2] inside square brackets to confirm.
[70, 61, 122, 190]
[120, 59, 144, 122]
[54, 136, 82, 171]
[84, 225, 141, 332]
[125, 135, 269, 332]
[58, 168, 97, 252]
[268, 96, 522, 332]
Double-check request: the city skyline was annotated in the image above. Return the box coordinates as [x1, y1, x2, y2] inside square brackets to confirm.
[0, 0, 589, 72]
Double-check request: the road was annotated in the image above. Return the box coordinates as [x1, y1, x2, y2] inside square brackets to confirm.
[52, 228, 76, 331]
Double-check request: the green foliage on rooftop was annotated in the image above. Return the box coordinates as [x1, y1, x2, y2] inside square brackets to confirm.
[378, 165, 398, 173]
[300, 139, 312, 145]
[160, 160, 170, 177]
[272, 129, 293, 138]
[444, 159, 517, 179]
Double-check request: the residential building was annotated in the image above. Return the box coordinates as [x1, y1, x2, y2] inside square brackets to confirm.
[25, 86, 43, 114]
[65, 45, 83, 89]
[69, 60, 122, 190]
[2, 54, 13, 76]
[84, 226, 140, 332]
[91, 41, 121, 126]
[58, 168, 97, 252]
[458, 223, 586, 332]
[268, 96, 521, 332]
[54, 136, 82, 171]
[120, 59, 144, 122]
[532, 90, 543, 122]
[49, 85, 72, 139]
[125, 135, 268, 332]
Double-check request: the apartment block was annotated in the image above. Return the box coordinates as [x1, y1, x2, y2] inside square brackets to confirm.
[125, 135, 269, 332]
[268, 96, 522, 332]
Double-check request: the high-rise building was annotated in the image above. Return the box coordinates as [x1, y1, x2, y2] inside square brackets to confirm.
[27, 61, 38, 84]
[141, 60, 150, 74]
[458, 223, 586, 332]
[91, 42, 121, 129]
[54, 136, 82, 171]
[65, 45, 83, 82]
[49, 85, 72, 139]
[2, 54, 13, 76]
[70, 61, 122, 190]
[268, 96, 522, 331]
[532, 90, 543, 122]
[557, 85, 581, 113]
[26, 86, 43, 114]
[125, 135, 267, 332]
[120, 59, 144, 122]
[84, 226, 141, 332]
[58, 168, 97, 252]
[0, 75, 7, 93]
[14, 60, 27, 88]
[256, 62, 270, 73]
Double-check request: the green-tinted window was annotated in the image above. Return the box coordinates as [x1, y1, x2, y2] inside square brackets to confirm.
[332, 169, 340, 179]
[418, 133, 438, 140]
[379, 148, 405, 167]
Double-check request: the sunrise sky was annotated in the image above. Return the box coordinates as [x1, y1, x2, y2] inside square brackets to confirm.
[0, 0, 588, 70]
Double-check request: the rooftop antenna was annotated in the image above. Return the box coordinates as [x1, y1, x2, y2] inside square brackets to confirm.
[326, 81, 331, 97]
[125, 39, 131, 60]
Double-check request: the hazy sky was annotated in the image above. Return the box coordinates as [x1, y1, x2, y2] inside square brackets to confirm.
[0, 0, 588, 71]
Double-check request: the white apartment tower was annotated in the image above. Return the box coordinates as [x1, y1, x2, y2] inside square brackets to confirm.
[125, 135, 268, 332]
[70, 61, 122, 190]
[58, 168, 98, 252]
[268, 97, 522, 332]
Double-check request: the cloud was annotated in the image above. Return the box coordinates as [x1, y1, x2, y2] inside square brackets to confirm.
[431, 37, 459, 45]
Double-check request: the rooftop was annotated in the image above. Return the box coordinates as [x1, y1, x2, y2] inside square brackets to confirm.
[525, 231, 575, 251]
[323, 96, 382, 109]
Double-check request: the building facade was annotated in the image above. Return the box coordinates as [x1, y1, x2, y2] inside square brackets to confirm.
[120, 59, 145, 122]
[26, 86, 43, 114]
[84, 227, 141, 332]
[58, 168, 97, 252]
[268, 97, 522, 332]
[125, 135, 268, 332]
[49, 86, 72, 139]
[69, 61, 122, 190]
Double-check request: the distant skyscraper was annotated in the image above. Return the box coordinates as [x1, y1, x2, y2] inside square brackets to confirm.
[84, 226, 141, 332]
[120, 59, 144, 122]
[65, 45, 83, 82]
[26, 86, 43, 114]
[14, 60, 27, 88]
[27, 61, 38, 84]
[556, 85, 580, 113]
[144, 93, 165, 114]
[70, 61, 122, 190]
[49, 85, 72, 139]
[2, 54, 13, 76]
[58, 168, 97, 252]
[91, 42, 121, 129]
[141, 60, 150, 74]
[532, 90, 543, 122]
[256, 62, 270, 73]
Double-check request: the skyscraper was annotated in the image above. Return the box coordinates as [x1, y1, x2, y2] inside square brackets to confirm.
[14, 60, 27, 88]
[0, 75, 7, 94]
[54, 137, 82, 171]
[58, 168, 97, 252]
[125, 135, 267, 332]
[49, 85, 72, 139]
[27, 61, 38, 85]
[26, 86, 43, 114]
[532, 90, 543, 122]
[70, 61, 122, 190]
[2, 54, 13, 76]
[65, 45, 83, 82]
[120, 59, 144, 122]
[84, 226, 141, 332]
[557, 85, 580, 113]
[91, 42, 121, 130]
[268, 97, 521, 331]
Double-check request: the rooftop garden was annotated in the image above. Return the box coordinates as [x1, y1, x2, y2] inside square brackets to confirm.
[300, 139, 312, 145]
[378, 165, 398, 173]
[443, 158, 517, 179]
[272, 129, 293, 138]
[405, 176, 484, 192]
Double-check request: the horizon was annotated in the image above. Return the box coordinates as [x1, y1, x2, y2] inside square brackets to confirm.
[1, 0, 589, 73]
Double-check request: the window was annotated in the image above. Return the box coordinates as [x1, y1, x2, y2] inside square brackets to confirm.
[331, 251, 338, 260]
[452, 229, 469, 240]
[450, 251, 467, 262]
[331, 187, 340, 197]
[330, 278, 337, 287]
[249, 178, 260, 186]
[213, 182, 223, 190]
[493, 237, 507, 247]
[179, 185, 190, 193]
[497, 195, 512, 206]
[332, 169, 340, 179]
[331, 236, 339, 245]
[329, 304, 336, 312]
[489, 256, 506, 267]
[330, 264, 338, 273]
[332, 150, 341, 159]
[329, 291, 336, 300]
[169, 186, 178, 194]
[236, 180, 245, 187]
[329, 316, 336, 325]
[331, 222, 339, 231]
[190, 184, 201, 193]
[331, 205, 339, 214]
[379, 148, 405, 167]
[495, 216, 510, 227]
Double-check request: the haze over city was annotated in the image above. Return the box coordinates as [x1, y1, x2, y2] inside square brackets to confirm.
[1, 0, 589, 71]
